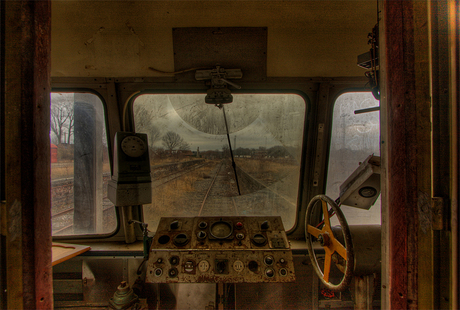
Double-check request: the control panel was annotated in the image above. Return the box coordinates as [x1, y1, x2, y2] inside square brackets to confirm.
[145, 216, 295, 283]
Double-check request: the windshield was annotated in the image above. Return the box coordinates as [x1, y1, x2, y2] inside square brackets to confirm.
[133, 93, 306, 231]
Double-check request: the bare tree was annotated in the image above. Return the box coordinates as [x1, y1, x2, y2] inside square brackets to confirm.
[178, 140, 190, 151]
[162, 131, 185, 152]
[65, 111, 74, 144]
[50, 94, 74, 144]
[134, 105, 162, 148]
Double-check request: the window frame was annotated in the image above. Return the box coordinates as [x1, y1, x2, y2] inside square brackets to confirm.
[128, 89, 311, 234]
[323, 89, 381, 226]
[50, 88, 121, 240]
[50, 77, 371, 243]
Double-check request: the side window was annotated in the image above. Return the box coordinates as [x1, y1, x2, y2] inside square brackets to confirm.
[326, 92, 381, 225]
[50, 92, 116, 236]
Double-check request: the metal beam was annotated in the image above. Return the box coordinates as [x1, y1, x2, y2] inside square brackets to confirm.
[3, 1, 52, 308]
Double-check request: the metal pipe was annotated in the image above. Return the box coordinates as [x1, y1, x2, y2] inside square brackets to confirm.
[122, 206, 137, 244]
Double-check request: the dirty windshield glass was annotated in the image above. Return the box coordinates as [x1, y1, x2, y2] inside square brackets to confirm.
[133, 94, 306, 231]
[50, 92, 116, 236]
[326, 92, 381, 225]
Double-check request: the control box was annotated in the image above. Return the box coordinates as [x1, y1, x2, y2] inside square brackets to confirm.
[145, 216, 295, 283]
[108, 132, 152, 206]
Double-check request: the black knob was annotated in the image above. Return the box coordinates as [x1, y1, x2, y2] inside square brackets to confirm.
[248, 260, 258, 272]
[173, 233, 189, 246]
[197, 231, 207, 239]
[216, 261, 227, 274]
[154, 268, 163, 277]
[264, 256, 274, 265]
[261, 221, 269, 230]
[251, 233, 267, 246]
[265, 268, 275, 278]
[170, 220, 180, 230]
[169, 256, 179, 265]
[168, 268, 178, 278]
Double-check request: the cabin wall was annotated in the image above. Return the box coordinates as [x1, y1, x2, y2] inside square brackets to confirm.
[51, 1, 377, 78]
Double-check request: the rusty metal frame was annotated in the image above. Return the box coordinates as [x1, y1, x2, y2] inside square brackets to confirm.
[3, 1, 52, 308]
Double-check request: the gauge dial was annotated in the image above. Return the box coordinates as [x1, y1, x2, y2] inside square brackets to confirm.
[210, 221, 233, 239]
[121, 135, 147, 157]
[358, 186, 377, 198]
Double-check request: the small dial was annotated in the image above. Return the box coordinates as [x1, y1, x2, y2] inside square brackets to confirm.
[120, 135, 147, 157]
[198, 260, 210, 272]
[359, 186, 378, 198]
[210, 221, 233, 239]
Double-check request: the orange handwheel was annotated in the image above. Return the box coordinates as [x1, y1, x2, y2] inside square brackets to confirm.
[305, 195, 354, 291]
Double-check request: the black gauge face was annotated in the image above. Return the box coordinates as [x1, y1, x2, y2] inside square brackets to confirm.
[358, 186, 378, 198]
[210, 221, 233, 239]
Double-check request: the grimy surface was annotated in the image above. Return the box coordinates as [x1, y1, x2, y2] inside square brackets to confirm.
[146, 216, 295, 283]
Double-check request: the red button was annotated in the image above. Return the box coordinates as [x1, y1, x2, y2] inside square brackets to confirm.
[235, 222, 243, 229]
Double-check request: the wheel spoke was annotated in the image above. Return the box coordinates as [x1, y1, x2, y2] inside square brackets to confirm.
[332, 239, 347, 260]
[307, 224, 322, 238]
[323, 252, 332, 283]
[321, 199, 331, 230]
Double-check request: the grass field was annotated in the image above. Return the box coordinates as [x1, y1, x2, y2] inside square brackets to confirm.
[51, 161, 111, 180]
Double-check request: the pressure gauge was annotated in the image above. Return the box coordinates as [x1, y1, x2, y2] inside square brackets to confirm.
[121, 135, 147, 157]
[210, 221, 233, 239]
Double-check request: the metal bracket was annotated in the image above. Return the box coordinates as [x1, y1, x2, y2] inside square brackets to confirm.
[195, 66, 242, 105]
[432, 197, 448, 230]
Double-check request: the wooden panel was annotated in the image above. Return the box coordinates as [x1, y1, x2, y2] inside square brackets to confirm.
[52, 243, 91, 266]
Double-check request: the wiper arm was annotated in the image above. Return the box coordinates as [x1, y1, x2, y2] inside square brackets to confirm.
[221, 105, 241, 196]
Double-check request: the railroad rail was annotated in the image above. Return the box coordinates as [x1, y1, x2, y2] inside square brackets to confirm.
[51, 158, 297, 235]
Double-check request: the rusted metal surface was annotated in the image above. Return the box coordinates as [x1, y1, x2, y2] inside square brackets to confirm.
[4, 0, 52, 308]
[384, 0, 421, 309]
[235, 256, 315, 309]
[146, 216, 295, 283]
[448, 1, 460, 308]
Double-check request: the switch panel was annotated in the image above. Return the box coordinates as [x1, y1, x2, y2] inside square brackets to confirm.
[146, 216, 295, 283]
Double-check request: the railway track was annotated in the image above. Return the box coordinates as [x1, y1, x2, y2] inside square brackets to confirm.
[195, 160, 296, 218]
[51, 159, 211, 235]
[52, 158, 297, 235]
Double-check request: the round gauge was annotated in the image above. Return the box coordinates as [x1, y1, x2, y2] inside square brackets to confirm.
[210, 221, 233, 239]
[120, 135, 147, 157]
[358, 186, 378, 198]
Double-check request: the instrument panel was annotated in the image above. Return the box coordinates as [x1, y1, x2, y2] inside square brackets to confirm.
[145, 216, 295, 283]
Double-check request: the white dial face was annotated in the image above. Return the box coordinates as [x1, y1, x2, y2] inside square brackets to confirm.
[120, 136, 147, 157]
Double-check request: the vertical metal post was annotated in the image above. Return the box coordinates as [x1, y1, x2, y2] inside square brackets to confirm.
[430, 1, 452, 309]
[74, 94, 103, 234]
[353, 275, 374, 310]
[3, 1, 52, 308]
[0, 1, 6, 308]
[121, 206, 137, 243]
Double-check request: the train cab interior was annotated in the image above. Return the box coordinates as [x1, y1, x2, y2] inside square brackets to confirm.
[1, 0, 459, 309]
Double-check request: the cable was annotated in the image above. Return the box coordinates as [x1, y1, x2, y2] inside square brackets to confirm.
[148, 66, 211, 75]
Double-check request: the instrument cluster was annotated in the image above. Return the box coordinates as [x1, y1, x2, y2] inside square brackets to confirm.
[145, 216, 295, 283]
